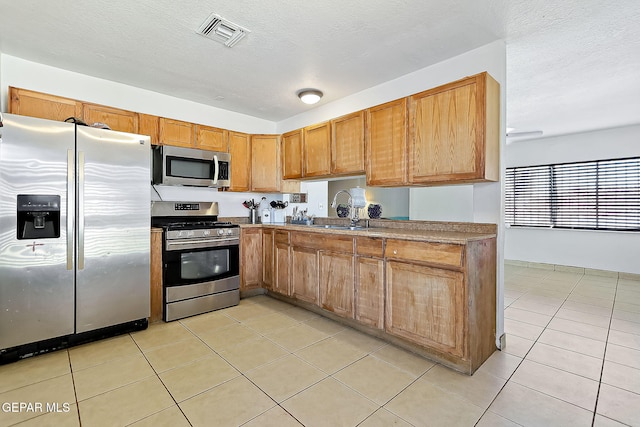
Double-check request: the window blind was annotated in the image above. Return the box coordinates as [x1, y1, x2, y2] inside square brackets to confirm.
[505, 157, 640, 231]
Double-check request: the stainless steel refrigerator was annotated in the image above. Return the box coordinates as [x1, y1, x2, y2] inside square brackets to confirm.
[0, 113, 150, 356]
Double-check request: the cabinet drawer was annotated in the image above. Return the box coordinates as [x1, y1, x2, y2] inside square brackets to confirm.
[385, 239, 463, 268]
[275, 230, 289, 244]
[356, 237, 384, 258]
[291, 232, 353, 253]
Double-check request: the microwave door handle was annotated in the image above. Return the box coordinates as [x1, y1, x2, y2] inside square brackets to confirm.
[212, 154, 219, 185]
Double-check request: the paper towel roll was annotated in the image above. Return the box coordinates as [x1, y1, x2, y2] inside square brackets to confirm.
[350, 187, 367, 208]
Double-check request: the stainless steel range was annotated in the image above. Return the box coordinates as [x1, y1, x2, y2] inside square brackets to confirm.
[151, 201, 239, 321]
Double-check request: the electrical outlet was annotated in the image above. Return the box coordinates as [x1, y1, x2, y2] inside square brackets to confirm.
[318, 203, 324, 210]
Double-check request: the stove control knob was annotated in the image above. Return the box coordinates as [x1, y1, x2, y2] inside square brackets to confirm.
[187, 230, 195, 238]
[217, 229, 225, 236]
[202, 230, 211, 236]
[227, 229, 234, 235]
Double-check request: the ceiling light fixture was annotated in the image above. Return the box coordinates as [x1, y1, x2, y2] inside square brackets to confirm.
[297, 89, 323, 105]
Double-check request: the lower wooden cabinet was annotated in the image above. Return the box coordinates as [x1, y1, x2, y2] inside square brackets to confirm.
[355, 256, 384, 329]
[274, 231, 291, 296]
[262, 229, 274, 288]
[291, 246, 319, 304]
[319, 251, 354, 318]
[385, 261, 464, 357]
[246, 227, 496, 374]
[150, 228, 163, 323]
[240, 228, 262, 292]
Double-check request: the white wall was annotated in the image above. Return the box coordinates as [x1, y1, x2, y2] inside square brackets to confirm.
[0, 55, 275, 134]
[505, 124, 640, 274]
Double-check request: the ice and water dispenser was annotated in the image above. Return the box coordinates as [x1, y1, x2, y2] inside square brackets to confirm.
[16, 195, 61, 240]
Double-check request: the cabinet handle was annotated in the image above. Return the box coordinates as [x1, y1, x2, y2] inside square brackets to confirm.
[393, 250, 398, 255]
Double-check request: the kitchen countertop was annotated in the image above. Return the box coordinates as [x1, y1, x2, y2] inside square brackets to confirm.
[238, 220, 496, 244]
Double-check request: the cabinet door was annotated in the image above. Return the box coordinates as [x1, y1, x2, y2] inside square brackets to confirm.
[251, 135, 280, 192]
[9, 87, 82, 122]
[291, 246, 318, 304]
[386, 261, 464, 357]
[355, 257, 384, 329]
[159, 118, 194, 147]
[229, 131, 251, 192]
[331, 111, 365, 175]
[138, 114, 159, 146]
[274, 241, 291, 296]
[196, 125, 229, 152]
[366, 99, 408, 186]
[241, 228, 263, 291]
[150, 228, 163, 323]
[262, 229, 274, 288]
[319, 251, 354, 318]
[282, 129, 304, 179]
[303, 122, 331, 177]
[82, 103, 138, 133]
[409, 72, 499, 184]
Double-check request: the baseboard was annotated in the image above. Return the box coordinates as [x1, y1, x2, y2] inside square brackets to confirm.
[505, 259, 640, 280]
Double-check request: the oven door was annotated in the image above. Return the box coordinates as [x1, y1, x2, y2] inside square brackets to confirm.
[164, 238, 239, 287]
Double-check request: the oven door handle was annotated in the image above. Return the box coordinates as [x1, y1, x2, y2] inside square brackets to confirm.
[165, 237, 239, 251]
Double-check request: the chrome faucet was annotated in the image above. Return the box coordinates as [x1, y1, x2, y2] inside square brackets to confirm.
[330, 190, 362, 227]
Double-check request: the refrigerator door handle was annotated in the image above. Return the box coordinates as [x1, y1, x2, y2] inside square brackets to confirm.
[67, 149, 74, 270]
[78, 150, 85, 270]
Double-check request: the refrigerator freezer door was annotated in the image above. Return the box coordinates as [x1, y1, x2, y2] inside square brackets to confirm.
[74, 126, 151, 333]
[0, 114, 76, 349]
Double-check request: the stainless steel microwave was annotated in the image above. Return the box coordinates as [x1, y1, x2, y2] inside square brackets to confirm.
[152, 146, 231, 187]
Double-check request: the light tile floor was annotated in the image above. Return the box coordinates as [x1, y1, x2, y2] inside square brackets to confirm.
[1, 264, 639, 426]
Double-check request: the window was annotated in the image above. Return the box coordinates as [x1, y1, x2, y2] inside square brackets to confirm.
[505, 157, 640, 231]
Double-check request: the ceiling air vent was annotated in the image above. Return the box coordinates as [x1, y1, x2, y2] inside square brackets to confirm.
[196, 13, 250, 48]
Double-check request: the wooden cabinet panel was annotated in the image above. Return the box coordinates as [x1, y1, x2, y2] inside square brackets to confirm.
[241, 228, 262, 291]
[229, 131, 251, 192]
[355, 257, 384, 329]
[291, 246, 319, 304]
[196, 125, 229, 152]
[274, 232, 291, 296]
[385, 239, 463, 268]
[282, 129, 303, 179]
[9, 87, 82, 122]
[355, 237, 384, 258]
[386, 261, 464, 357]
[409, 72, 500, 184]
[82, 103, 138, 133]
[331, 111, 365, 175]
[366, 99, 408, 186]
[138, 114, 159, 146]
[262, 229, 274, 288]
[303, 122, 331, 177]
[159, 118, 194, 148]
[251, 135, 280, 192]
[319, 251, 354, 318]
[150, 228, 163, 323]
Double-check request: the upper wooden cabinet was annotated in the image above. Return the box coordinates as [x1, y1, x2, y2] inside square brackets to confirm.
[158, 118, 194, 148]
[331, 111, 365, 175]
[303, 122, 331, 177]
[138, 114, 159, 145]
[82, 103, 138, 133]
[196, 124, 228, 152]
[251, 134, 281, 192]
[9, 87, 82, 122]
[366, 98, 408, 186]
[409, 72, 500, 184]
[229, 131, 251, 192]
[282, 129, 303, 179]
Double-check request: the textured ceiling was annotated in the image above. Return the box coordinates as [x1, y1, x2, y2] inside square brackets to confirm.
[0, 0, 639, 139]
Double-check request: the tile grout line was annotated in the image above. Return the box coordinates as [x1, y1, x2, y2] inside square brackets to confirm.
[590, 276, 620, 427]
[475, 269, 585, 425]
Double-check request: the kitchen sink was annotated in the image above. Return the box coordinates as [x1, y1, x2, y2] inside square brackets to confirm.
[310, 224, 365, 231]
